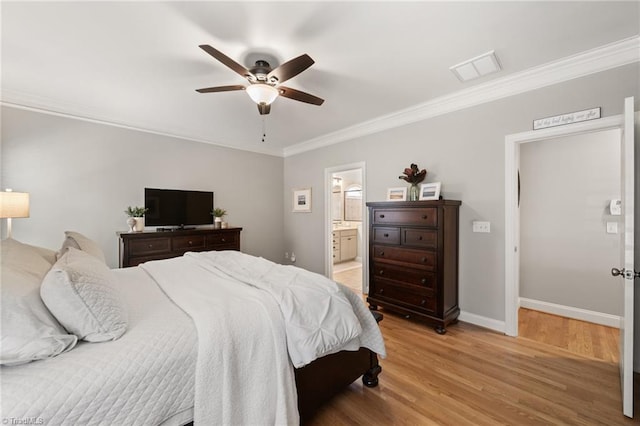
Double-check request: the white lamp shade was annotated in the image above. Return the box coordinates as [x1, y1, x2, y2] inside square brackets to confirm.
[0, 192, 30, 218]
[245, 84, 279, 105]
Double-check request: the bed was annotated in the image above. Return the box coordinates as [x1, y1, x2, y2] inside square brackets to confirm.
[0, 234, 385, 425]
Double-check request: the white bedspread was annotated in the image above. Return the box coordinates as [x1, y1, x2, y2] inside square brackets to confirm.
[141, 255, 299, 426]
[187, 250, 370, 367]
[2, 251, 386, 426]
[1, 267, 197, 426]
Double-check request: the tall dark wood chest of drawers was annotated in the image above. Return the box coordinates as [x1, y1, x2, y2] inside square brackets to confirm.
[366, 200, 460, 334]
[119, 227, 242, 268]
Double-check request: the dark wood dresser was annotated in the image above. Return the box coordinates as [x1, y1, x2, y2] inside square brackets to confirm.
[119, 227, 242, 267]
[366, 200, 460, 334]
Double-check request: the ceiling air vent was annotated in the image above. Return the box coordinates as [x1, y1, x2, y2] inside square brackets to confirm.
[450, 50, 502, 82]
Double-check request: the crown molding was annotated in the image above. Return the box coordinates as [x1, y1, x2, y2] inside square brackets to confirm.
[0, 93, 285, 158]
[283, 35, 640, 157]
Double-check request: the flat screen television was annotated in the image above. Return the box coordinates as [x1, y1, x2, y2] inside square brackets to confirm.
[144, 188, 214, 227]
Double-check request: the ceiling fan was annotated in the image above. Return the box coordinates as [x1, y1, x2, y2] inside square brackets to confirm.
[196, 45, 324, 115]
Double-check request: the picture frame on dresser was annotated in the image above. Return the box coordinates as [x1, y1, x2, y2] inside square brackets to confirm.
[419, 182, 441, 201]
[386, 187, 407, 201]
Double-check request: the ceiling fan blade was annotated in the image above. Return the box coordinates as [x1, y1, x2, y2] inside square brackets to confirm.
[267, 54, 314, 84]
[257, 103, 271, 115]
[278, 86, 324, 106]
[199, 44, 254, 80]
[196, 85, 246, 93]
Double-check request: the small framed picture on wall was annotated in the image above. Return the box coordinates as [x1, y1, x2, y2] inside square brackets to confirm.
[419, 182, 441, 201]
[292, 188, 312, 212]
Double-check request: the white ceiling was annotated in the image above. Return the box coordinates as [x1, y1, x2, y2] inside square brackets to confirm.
[2, 1, 639, 156]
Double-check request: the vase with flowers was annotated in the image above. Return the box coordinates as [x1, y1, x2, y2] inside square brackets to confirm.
[399, 163, 427, 201]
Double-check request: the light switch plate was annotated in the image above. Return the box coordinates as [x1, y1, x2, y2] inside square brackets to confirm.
[473, 221, 491, 233]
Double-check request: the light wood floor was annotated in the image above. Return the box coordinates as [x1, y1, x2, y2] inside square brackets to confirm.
[518, 307, 619, 363]
[333, 265, 363, 294]
[307, 309, 637, 425]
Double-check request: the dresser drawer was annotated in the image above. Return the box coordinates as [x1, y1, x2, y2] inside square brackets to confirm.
[340, 229, 357, 237]
[371, 279, 436, 313]
[173, 235, 206, 251]
[129, 238, 171, 256]
[207, 232, 239, 247]
[372, 208, 437, 227]
[372, 245, 436, 270]
[402, 228, 437, 249]
[120, 228, 243, 268]
[372, 262, 437, 289]
[372, 227, 401, 244]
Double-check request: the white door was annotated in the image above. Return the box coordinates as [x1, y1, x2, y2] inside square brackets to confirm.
[615, 96, 635, 418]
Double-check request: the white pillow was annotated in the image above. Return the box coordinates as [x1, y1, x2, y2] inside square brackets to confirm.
[0, 239, 77, 366]
[57, 231, 106, 264]
[41, 247, 127, 342]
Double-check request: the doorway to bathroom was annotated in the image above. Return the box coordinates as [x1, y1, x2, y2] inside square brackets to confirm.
[324, 163, 366, 295]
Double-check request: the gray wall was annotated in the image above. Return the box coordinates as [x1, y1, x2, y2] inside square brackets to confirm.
[1, 107, 285, 268]
[520, 130, 622, 315]
[283, 63, 640, 324]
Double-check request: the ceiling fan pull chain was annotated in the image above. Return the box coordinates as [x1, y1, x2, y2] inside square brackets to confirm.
[261, 116, 267, 143]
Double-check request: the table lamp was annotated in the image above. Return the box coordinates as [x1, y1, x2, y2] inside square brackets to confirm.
[0, 189, 30, 239]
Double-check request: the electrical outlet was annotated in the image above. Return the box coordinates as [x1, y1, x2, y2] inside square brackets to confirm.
[285, 252, 289, 259]
[472, 221, 491, 233]
[290, 252, 296, 263]
[606, 222, 618, 234]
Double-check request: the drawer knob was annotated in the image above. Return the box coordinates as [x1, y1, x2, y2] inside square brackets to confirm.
[379, 288, 384, 294]
[379, 270, 384, 275]
[421, 299, 426, 306]
[380, 214, 385, 218]
[421, 278, 427, 284]
[422, 215, 428, 219]
[148, 244, 153, 248]
[379, 251, 385, 256]
[384, 233, 389, 237]
[221, 238, 226, 242]
[188, 240, 193, 245]
[418, 236, 423, 240]
[421, 257, 426, 263]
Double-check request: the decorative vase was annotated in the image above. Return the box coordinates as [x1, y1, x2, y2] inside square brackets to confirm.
[134, 217, 145, 232]
[409, 184, 420, 201]
[214, 217, 222, 229]
[126, 217, 136, 233]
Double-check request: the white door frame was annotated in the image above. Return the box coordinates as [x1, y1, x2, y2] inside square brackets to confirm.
[504, 115, 625, 337]
[324, 162, 368, 292]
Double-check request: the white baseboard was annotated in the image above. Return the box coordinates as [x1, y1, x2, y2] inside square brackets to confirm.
[458, 311, 506, 334]
[519, 298, 621, 328]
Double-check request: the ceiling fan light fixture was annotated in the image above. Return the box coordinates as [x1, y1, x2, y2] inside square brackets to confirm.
[246, 84, 279, 105]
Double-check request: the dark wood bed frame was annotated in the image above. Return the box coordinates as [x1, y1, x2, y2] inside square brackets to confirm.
[295, 311, 383, 422]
